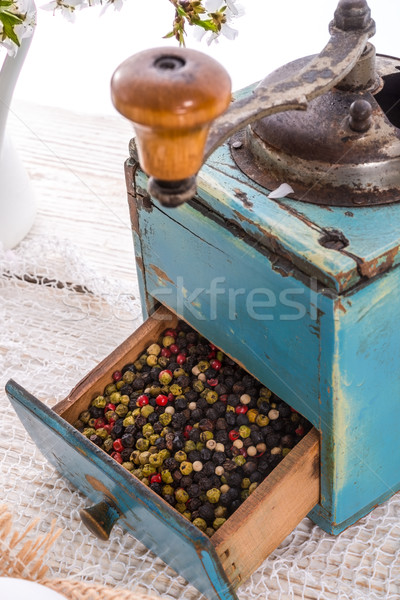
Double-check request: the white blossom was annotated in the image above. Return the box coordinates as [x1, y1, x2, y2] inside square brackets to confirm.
[1, 0, 36, 55]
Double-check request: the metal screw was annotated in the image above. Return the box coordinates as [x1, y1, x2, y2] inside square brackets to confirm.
[349, 98, 372, 132]
[334, 0, 371, 31]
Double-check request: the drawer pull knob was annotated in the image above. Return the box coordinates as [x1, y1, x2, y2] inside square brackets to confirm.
[80, 500, 120, 540]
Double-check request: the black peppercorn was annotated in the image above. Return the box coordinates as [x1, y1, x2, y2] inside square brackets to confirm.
[199, 476, 213, 491]
[89, 406, 104, 419]
[200, 448, 212, 462]
[236, 414, 249, 427]
[212, 451, 226, 465]
[265, 432, 281, 447]
[198, 503, 215, 523]
[202, 462, 216, 477]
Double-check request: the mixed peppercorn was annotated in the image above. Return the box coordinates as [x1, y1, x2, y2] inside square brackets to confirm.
[74, 320, 311, 537]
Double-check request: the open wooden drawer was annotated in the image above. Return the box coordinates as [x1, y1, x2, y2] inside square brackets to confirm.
[6, 305, 320, 600]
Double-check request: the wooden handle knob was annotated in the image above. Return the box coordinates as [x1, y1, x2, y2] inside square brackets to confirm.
[111, 47, 231, 182]
[80, 500, 120, 540]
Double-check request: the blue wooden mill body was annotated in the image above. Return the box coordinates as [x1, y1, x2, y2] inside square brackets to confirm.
[5, 9, 400, 597]
[128, 123, 400, 535]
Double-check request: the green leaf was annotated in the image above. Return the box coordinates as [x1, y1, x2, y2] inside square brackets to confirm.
[0, 0, 14, 8]
[0, 8, 23, 46]
[176, 5, 187, 17]
[163, 30, 176, 39]
[191, 17, 218, 32]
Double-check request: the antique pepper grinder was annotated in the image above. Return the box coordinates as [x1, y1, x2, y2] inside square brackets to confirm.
[111, 0, 400, 538]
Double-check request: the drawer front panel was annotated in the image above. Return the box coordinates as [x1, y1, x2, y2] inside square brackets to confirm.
[138, 199, 322, 427]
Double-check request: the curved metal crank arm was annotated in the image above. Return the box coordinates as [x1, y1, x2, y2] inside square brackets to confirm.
[204, 17, 376, 160]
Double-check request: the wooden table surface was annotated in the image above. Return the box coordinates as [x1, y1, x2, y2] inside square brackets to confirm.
[8, 100, 137, 288]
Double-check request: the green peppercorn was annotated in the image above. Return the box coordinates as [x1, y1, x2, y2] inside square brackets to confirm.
[159, 413, 172, 426]
[170, 384, 182, 396]
[130, 450, 141, 464]
[146, 354, 158, 367]
[239, 425, 251, 439]
[122, 461, 134, 471]
[241, 477, 251, 489]
[132, 468, 143, 479]
[193, 380, 204, 393]
[88, 418, 96, 428]
[119, 394, 130, 406]
[142, 463, 156, 477]
[103, 438, 113, 452]
[158, 449, 170, 462]
[291, 413, 300, 423]
[205, 527, 215, 538]
[256, 414, 269, 427]
[162, 484, 174, 496]
[175, 450, 187, 463]
[115, 404, 128, 417]
[147, 343, 161, 356]
[83, 427, 96, 438]
[241, 489, 250, 501]
[234, 455, 246, 466]
[249, 482, 258, 494]
[197, 360, 209, 372]
[148, 434, 158, 446]
[247, 409, 258, 423]
[173, 368, 186, 378]
[175, 488, 189, 503]
[105, 410, 117, 423]
[141, 405, 154, 418]
[193, 517, 207, 532]
[226, 405, 235, 413]
[116, 380, 125, 390]
[134, 360, 143, 371]
[163, 335, 175, 347]
[184, 440, 196, 453]
[182, 511, 191, 520]
[149, 385, 161, 396]
[123, 415, 135, 427]
[149, 453, 163, 467]
[161, 469, 174, 484]
[92, 395, 106, 408]
[142, 423, 154, 438]
[206, 488, 221, 504]
[136, 438, 149, 451]
[206, 390, 218, 404]
[79, 410, 91, 424]
[175, 502, 187, 513]
[180, 461, 193, 475]
[260, 387, 272, 399]
[158, 356, 169, 368]
[104, 384, 116, 395]
[200, 431, 214, 443]
[95, 428, 109, 440]
[139, 451, 151, 465]
[122, 371, 135, 384]
[213, 517, 226, 530]
[282, 447, 291, 457]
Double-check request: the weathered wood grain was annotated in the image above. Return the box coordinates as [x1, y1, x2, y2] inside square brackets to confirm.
[212, 428, 320, 589]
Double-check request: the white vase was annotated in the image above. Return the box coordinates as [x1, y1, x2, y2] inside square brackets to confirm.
[0, 36, 36, 249]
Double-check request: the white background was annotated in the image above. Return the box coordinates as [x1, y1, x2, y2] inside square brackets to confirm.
[10, 0, 400, 116]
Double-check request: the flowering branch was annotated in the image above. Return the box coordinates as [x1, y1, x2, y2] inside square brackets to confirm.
[0, 0, 242, 55]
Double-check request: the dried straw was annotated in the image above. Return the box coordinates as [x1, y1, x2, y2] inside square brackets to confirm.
[0, 505, 161, 600]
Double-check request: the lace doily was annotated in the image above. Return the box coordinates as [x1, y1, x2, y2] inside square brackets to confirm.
[1, 237, 399, 600]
